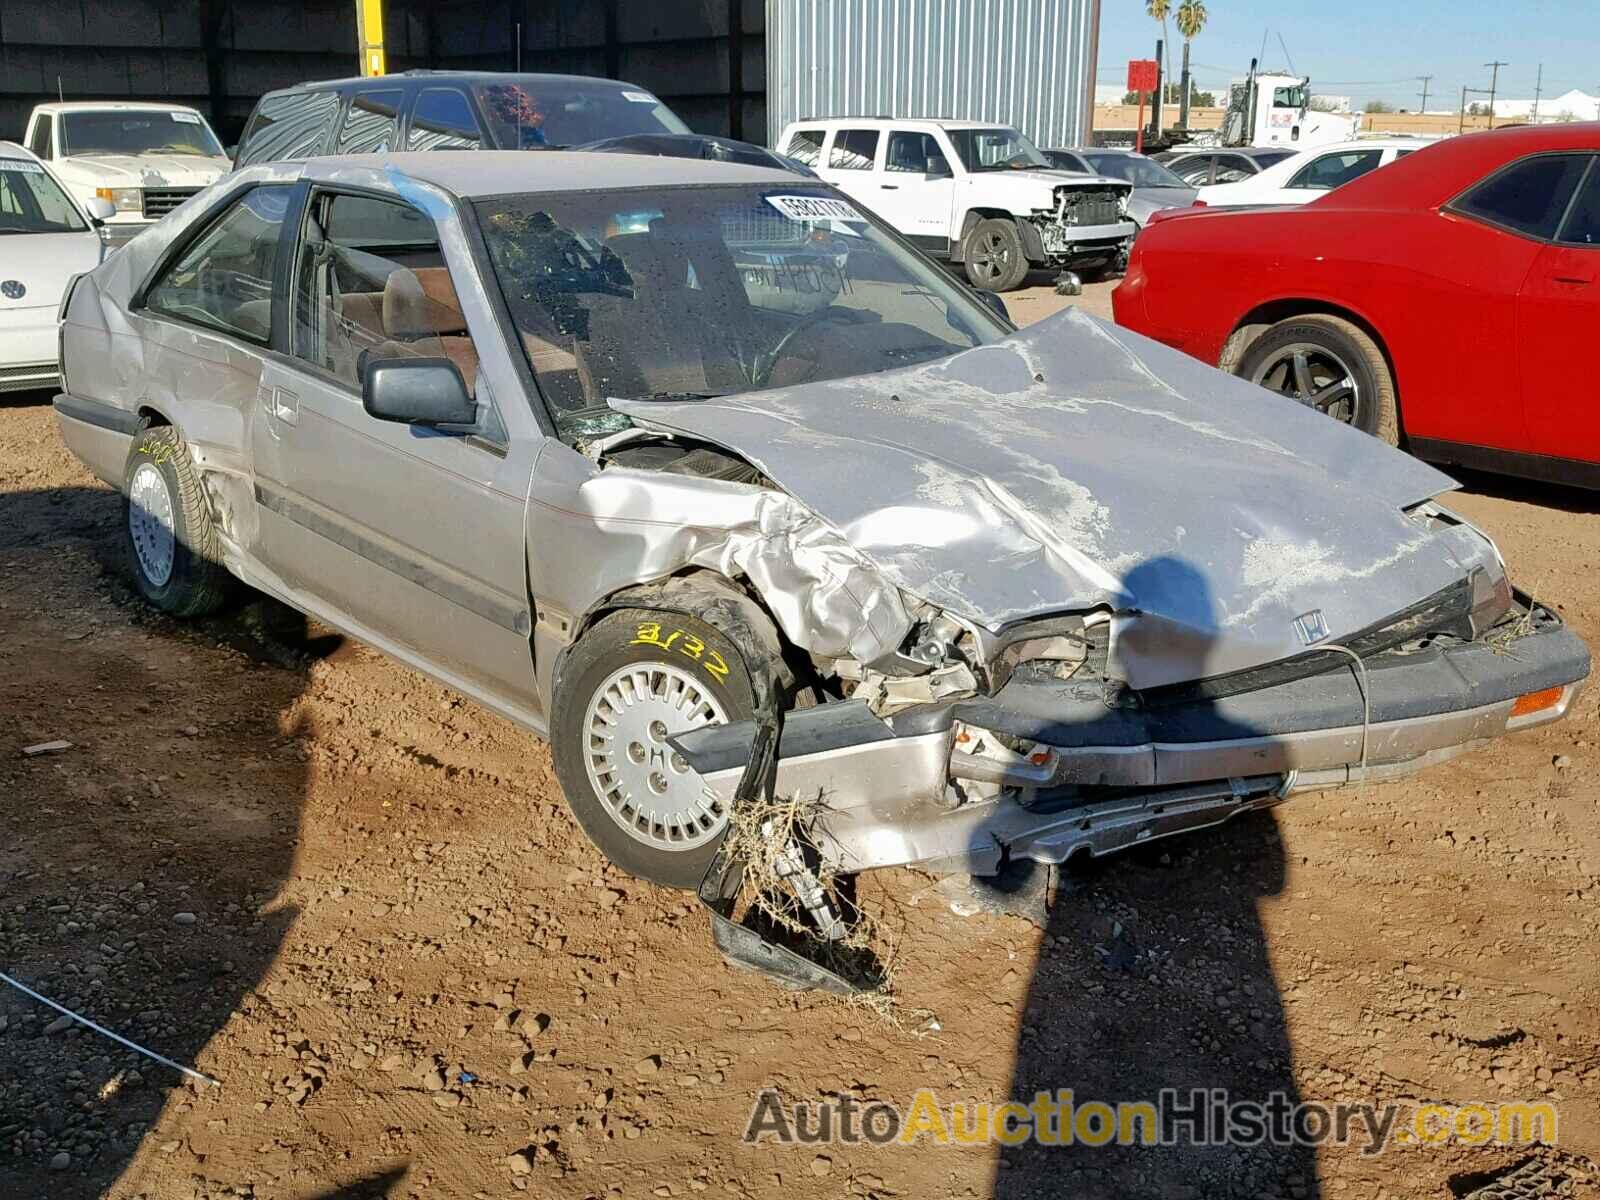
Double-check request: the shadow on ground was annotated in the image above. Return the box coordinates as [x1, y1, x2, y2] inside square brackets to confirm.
[984, 555, 1319, 1199]
[0, 466, 387, 1197]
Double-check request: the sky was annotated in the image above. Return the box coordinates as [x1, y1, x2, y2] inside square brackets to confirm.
[1095, 0, 1600, 111]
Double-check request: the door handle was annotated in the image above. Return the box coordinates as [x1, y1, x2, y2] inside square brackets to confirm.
[1552, 273, 1594, 286]
[880, 183, 899, 190]
[272, 387, 300, 426]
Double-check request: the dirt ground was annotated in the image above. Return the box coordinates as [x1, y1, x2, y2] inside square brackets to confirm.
[2, 281, 1597, 1200]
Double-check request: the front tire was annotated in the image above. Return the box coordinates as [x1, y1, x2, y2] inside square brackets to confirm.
[122, 424, 231, 617]
[551, 609, 757, 889]
[963, 218, 1031, 292]
[1235, 314, 1400, 445]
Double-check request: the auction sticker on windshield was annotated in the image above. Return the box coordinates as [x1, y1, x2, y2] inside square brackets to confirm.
[0, 159, 44, 174]
[766, 195, 865, 224]
[171, 111, 202, 124]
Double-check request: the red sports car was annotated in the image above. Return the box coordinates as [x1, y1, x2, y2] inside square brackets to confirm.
[1113, 124, 1600, 487]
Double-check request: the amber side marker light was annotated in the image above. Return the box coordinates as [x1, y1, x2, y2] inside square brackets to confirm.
[1511, 686, 1564, 718]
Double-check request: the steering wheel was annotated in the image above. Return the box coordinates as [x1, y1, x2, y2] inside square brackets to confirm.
[753, 306, 872, 388]
[1003, 153, 1037, 169]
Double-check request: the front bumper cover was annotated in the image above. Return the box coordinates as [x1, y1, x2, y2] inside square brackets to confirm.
[675, 607, 1589, 876]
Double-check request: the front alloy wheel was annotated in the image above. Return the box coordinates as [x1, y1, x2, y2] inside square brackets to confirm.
[551, 609, 757, 888]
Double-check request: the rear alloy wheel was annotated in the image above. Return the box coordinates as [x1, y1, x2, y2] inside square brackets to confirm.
[550, 609, 757, 888]
[963, 218, 1031, 292]
[1236, 314, 1400, 445]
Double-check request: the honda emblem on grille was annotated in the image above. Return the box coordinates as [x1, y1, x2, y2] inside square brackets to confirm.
[1292, 609, 1331, 645]
[0, 280, 24, 300]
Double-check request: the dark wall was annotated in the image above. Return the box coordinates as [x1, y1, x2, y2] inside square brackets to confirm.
[0, 0, 766, 147]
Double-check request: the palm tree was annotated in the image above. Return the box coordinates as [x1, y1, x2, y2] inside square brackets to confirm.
[1174, 0, 1208, 126]
[1145, 0, 1172, 87]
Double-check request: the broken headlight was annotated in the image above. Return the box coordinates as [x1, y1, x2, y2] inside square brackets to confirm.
[1468, 561, 1514, 639]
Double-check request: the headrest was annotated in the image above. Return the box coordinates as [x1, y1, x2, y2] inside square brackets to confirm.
[383, 267, 466, 339]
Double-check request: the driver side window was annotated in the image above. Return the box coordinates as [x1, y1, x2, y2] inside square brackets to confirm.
[144, 187, 289, 344]
[290, 191, 478, 396]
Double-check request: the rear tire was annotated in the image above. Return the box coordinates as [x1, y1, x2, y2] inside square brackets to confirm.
[1235, 314, 1400, 445]
[963, 218, 1031, 292]
[551, 609, 757, 889]
[122, 424, 232, 617]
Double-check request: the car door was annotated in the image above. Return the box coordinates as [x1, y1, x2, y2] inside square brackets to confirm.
[873, 129, 957, 253]
[1518, 154, 1600, 463]
[812, 126, 884, 217]
[250, 184, 542, 712]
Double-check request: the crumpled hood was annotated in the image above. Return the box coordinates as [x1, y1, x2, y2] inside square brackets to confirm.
[615, 308, 1493, 689]
[54, 155, 229, 188]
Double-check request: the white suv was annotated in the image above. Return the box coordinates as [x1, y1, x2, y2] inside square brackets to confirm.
[779, 118, 1134, 291]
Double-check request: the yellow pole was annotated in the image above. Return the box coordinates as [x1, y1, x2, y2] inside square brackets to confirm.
[356, 0, 386, 77]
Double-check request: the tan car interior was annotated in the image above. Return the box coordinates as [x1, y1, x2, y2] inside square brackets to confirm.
[322, 265, 480, 396]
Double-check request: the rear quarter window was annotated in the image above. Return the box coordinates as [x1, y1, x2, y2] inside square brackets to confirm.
[236, 90, 339, 166]
[1450, 153, 1593, 242]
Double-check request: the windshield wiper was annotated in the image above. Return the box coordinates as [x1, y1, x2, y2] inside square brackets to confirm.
[639, 390, 728, 403]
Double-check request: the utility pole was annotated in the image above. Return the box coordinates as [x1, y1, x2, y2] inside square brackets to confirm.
[1484, 60, 1508, 129]
[1417, 75, 1433, 114]
[1458, 85, 1468, 134]
[1531, 64, 1542, 122]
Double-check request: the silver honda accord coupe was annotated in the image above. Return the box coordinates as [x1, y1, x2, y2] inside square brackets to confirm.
[52, 151, 1588, 890]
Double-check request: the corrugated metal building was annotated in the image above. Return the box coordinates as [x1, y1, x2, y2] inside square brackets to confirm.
[767, 0, 1100, 148]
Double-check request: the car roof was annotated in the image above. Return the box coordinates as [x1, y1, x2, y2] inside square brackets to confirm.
[787, 117, 1011, 132]
[34, 101, 203, 115]
[299, 150, 802, 197]
[264, 71, 650, 95]
[1317, 122, 1600, 210]
[0, 140, 38, 160]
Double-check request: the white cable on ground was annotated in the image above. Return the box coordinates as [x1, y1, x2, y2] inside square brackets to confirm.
[1321, 644, 1372, 786]
[0, 970, 220, 1088]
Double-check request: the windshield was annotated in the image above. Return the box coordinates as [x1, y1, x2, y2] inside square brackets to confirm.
[0, 158, 87, 234]
[477, 185, 1008, 442]
[1083, 152, 1188, 188]
[946, 128, 1051, 172]
[472, 81, 690, 149]
[61, 110, 224, 158]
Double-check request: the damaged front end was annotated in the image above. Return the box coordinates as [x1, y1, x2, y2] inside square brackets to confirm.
[533, 311, 1588, 992]
[1028, 181, 1136, 270]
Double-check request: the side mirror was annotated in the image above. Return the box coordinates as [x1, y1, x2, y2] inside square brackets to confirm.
[362, 358, 479, 433]
[85, 196, 116, 223]
[925, 156, 953, 179]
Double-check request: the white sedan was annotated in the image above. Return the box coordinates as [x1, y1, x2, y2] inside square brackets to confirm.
[1195, 138, 1427, 208]
[0, 143, 115, 394]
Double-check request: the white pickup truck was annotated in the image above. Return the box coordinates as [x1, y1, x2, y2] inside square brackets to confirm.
[21, 102, 232, 242]
[778, 117, 1134, 291]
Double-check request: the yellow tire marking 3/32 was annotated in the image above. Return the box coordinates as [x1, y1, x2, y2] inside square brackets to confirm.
[630, 622, 730, 683]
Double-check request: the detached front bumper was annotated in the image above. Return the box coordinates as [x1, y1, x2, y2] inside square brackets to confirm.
[676, 608, 1588, 876]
